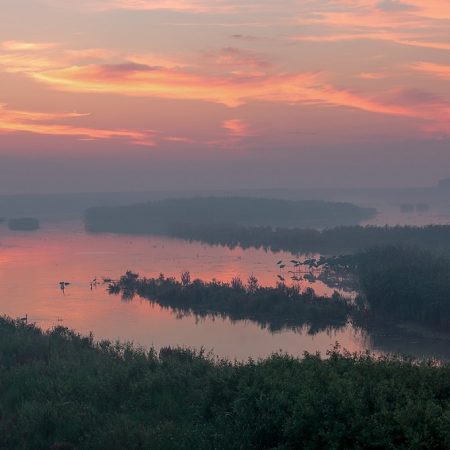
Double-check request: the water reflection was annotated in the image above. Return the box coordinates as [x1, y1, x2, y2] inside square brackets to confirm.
[107, 272, 351, 335]
[1, 219, 450, 360]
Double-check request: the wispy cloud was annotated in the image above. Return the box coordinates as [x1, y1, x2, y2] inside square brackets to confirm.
[0, 103, 156, 145]
[2, 0, 450, 148]
[411, 62, 450, 80]
[202, 47, 271, 70]
[1, 41, 59, 51]
[30, 64, 318, 108]
[49, 0, 247, 14]
[359, 72, 390, 80]
[291, 33, 450, 51]
[1, 42, 448, 131]
[292, 0, 450, 51]
[222, 119, 253, 137]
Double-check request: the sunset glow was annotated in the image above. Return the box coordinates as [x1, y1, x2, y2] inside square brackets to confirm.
[1, 0, 450, 191]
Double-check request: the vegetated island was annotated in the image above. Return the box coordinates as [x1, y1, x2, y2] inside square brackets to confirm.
[108, 271, 353, 334]
[1, 316, 450, 449]
[85, 197, 377, 232]
[84, 196, 450, 254]
[162, 223, 450, 254]
[7, 217, 40, 231]
[108, 245, 450, 334]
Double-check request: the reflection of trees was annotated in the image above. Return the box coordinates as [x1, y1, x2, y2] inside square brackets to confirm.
[107, 271, 354, 335]
[165, 223, 450, 254]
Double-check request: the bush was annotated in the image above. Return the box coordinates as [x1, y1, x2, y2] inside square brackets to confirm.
[0, 317, 449, 449]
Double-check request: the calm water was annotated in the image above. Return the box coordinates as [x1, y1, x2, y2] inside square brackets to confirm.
[1, 219, 450, 361]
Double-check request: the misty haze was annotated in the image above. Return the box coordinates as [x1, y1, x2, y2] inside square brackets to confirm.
[2, 1, 450, 448]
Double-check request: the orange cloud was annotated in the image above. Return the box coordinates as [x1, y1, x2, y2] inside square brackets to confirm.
[56, 0, 241, 14]
[30, 62, 429, 120]
[2, 47, 447, 130]
[0, 53, 65, 74]
[310, 0, 450, 22]
[28, 64, 312, 107]
[0, 104, 156, 145]
[0, 33, 448, 142]
[63, 0, 450, 23]
[404, 0, 450, 20]
[292, 33, 450, 51]
[222, 119, 253, 137]
[293, 0, 450, 51]
[1, 41, 59, 51]
[359, 72, 390, 80]
[412, 62, 450, 80]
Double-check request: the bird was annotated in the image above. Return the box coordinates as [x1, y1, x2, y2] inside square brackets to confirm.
[59, 281, 70, 293]
[279, 264, 286, 269]
[276, 260, 283, 265]
[277, 275, 285, 282]
[90, 277, 99, 290]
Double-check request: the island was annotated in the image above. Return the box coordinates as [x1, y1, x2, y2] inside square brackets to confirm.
[7, 217, 40, 231]
[85, 197, 377, 234]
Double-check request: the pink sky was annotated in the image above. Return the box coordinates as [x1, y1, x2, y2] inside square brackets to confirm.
[1, 0, 449, 192]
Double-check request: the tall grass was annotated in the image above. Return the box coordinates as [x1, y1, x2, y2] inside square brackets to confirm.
[1, 317, 450, 449]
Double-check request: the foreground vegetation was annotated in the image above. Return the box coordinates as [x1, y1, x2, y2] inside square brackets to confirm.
[1, 317, 450, 449]
[165, 223, 450, 254]
[108, 271, 352, 334]
[85, 197, 375, 233]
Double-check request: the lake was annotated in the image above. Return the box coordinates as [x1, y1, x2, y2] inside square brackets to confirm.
[1, 218, 450, 361]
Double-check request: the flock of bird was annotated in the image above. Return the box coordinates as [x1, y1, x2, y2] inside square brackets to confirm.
[19, 314, 63, 326]
[17, 277, 101, 325]
[58, 277, 101, 293]
[276, 257, 325, 283]
[15, 259, 332, 327]
[90, 277, 100, 290]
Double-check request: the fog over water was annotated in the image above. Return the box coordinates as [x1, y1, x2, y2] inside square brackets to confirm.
[0, 219, 362, 360]
[1, 188, 450, 360]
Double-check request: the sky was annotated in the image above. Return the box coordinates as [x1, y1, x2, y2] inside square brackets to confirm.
[1, 0, 450, 193]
